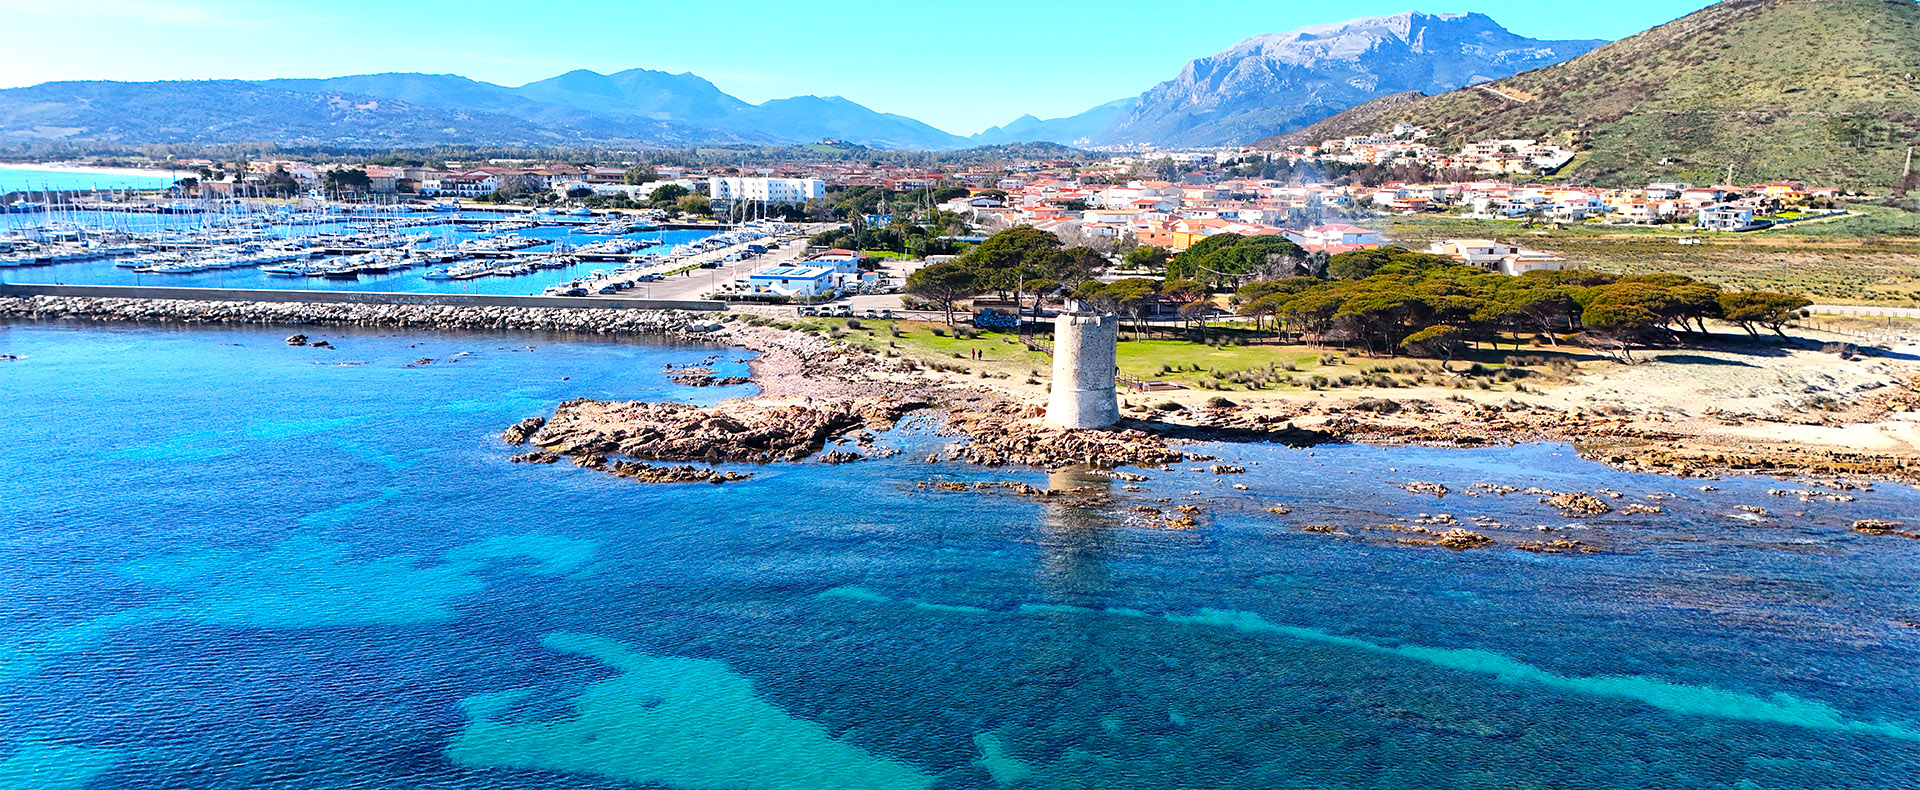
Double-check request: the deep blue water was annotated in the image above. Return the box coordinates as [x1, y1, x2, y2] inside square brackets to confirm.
[3, 321, 1919, 789]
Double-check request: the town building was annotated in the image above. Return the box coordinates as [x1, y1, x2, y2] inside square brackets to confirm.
[1698, 204, 1766, 232]
[708, 177, 826, 205]
[1427, 239, 1567, 276]
[747, 265, 837, 297]
[1285, 224, 1385, 254]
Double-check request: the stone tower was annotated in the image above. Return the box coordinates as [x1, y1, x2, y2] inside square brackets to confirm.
[1046, 299, 1121, 429]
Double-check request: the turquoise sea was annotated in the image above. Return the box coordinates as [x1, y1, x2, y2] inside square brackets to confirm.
[0, 166, 181, 193]
[2, 320, 1919, 789]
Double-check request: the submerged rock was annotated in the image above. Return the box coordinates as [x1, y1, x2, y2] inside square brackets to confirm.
[1542, 491, 1612, 517]
[1400, 481, 1450, 498]
[1852, 519, 1917, 538]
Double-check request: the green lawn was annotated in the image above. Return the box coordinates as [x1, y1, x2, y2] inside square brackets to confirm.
[1774, 204, 1920, 238]
[1113, 340, 1330, 383]
[774, 317, 1570, 393]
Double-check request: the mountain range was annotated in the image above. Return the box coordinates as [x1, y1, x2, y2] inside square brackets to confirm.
[0, 10, 1612, 152]
[1030, 12, 1603, 147]
[0, 69, 967, 150]
[1262, 0, 1920, 187]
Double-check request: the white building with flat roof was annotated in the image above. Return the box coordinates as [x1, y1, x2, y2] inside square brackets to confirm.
[708, 177, 826, 205]
[747, 265, 837, 296]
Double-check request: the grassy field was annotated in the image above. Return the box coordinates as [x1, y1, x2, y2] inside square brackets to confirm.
[777, 317, 1565, 394]
[1384, 210, 1920, 306]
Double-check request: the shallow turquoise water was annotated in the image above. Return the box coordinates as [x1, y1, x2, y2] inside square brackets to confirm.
[2, 321, 1918, 789]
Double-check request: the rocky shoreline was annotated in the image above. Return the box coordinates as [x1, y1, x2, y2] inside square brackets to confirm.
[1179, 396, 1920, 484]
[13, 293, 1916, 486]
[0, 295, 719, 335]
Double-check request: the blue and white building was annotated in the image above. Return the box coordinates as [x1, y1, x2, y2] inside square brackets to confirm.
[748, 265, 837, 296]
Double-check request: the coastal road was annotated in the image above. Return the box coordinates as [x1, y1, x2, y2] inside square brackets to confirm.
[574, 224, 830, 301]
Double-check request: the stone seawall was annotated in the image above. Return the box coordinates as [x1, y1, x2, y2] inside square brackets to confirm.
[0, 295, 720, 335]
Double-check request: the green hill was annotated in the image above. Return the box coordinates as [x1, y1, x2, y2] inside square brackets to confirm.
[1260, 0, 1920, 188]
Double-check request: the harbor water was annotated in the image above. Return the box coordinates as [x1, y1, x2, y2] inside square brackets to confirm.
[2, 321, 1918, 789]
[0, 166, 182, 193]
[2, 209, 724, 296]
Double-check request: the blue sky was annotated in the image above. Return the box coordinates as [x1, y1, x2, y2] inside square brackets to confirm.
[1, 0, 1716, 134]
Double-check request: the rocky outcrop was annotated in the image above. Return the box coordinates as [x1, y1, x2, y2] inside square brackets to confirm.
[943, 403, 1194, 469]
[524, 397, 922, 466]
[670, 373, 752, 387]
[501, 417, 546, 445]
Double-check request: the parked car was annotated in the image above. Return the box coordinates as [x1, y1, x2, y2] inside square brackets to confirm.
[598, 285, 618, 295]
[561, 287, 588, 297]
[879, 309, 895, 320]
[637, 273, 662, 282]
[863, 308, 879, 319]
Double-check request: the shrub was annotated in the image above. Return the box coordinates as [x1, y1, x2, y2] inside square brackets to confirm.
[1206, 396, 1237, 408]
[845, 318, 863, 330]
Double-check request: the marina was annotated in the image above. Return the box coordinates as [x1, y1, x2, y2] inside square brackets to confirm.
[0, 197, 792, 296]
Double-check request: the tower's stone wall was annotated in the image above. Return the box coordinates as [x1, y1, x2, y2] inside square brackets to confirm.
[1046, 310, 1120, 429]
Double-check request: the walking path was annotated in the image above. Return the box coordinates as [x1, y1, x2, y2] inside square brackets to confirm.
[1807, 304, 1920, 318]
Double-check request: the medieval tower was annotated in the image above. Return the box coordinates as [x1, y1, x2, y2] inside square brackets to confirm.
[1046, 299, 1121, 429]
